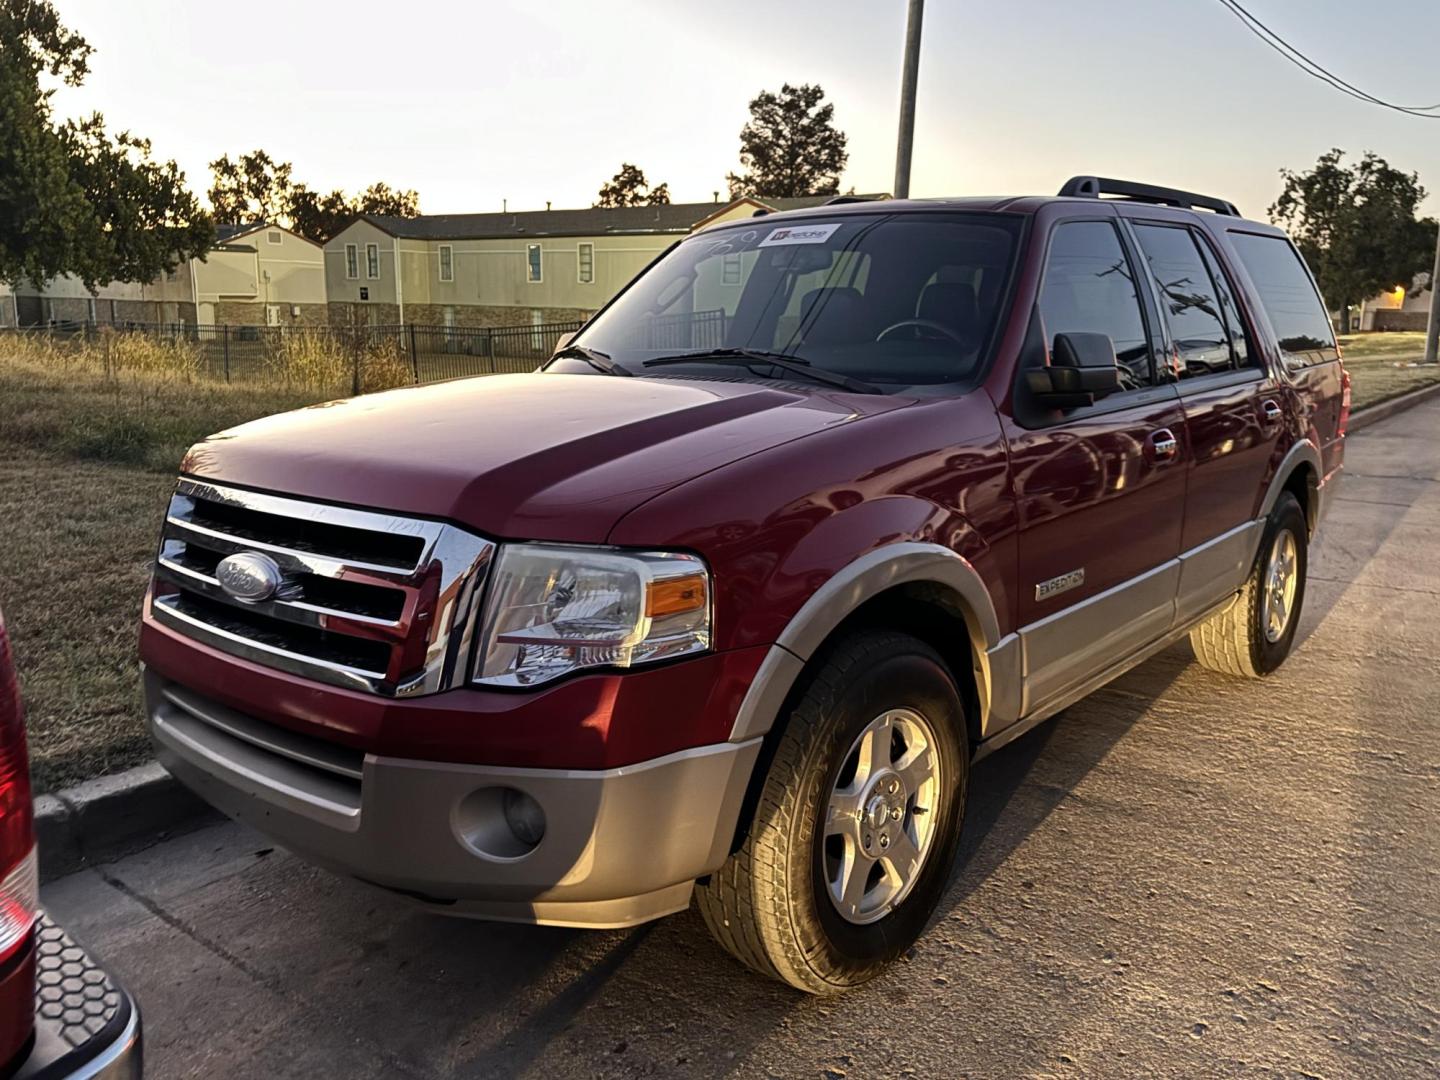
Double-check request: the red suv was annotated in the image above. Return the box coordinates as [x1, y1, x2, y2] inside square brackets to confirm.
[1, 610, 142, 1076]
[141, 178, 1347, 993]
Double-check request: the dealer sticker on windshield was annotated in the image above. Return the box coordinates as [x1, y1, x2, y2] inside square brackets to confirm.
[759, 222, 842, 247]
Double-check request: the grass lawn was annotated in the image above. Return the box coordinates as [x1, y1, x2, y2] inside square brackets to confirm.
[1337, 332, 1440, 410]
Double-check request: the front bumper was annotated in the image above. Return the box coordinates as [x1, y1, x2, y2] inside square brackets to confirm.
[145, 671, 761, 928]
[12, 915, 142, 1079]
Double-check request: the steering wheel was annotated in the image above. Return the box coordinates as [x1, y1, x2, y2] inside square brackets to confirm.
[875, 318, 965, 345]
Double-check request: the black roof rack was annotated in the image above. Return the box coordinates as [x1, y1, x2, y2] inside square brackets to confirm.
[823, 194, 878, 206]
[1058, 176, 1240, 217]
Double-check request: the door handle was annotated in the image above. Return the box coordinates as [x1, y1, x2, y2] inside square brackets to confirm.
[1261, 399, 1283, 423]
[1149, 428, 1179, 462]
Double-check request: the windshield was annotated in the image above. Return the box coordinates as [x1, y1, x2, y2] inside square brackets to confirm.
[571, 212, 1023, 393]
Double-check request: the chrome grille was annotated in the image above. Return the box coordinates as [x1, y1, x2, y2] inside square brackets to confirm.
[150, 479, 493, 696]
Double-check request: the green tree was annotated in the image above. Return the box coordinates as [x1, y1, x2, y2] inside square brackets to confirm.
[0, 0, 211, 289]
[287, 182, 420, 242]
[1270, 149, 1437, 324]
[207, 149, 294, 224]
[596, 163, 670, 207]
[209, 150, 420, 241]
[727, 83, 848, 199]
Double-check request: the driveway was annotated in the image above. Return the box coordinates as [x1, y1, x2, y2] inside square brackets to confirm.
[43, 401, 1440, 1078]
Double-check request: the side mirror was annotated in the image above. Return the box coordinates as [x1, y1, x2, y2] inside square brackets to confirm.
[1024, 332, 1123, 408]
[552, 331, 576, 355]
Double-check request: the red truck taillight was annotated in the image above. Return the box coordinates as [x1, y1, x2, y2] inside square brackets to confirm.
[1338, 366, 1352, 437]
[0, 613, 37, 966]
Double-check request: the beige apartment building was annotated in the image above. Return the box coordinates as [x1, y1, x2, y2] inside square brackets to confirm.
[15, 223, 327, 327]
[323, 196, 852, 328]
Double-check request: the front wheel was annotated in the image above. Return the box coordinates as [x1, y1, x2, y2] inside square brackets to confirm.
[1190, 491, 1308, 678]
[696, 630, 968, 993]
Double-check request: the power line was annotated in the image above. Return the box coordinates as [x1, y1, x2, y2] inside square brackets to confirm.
[1213, 0, 1440, 118]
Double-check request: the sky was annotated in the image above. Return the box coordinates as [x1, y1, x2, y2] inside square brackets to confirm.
[47, 0, 1440, 222]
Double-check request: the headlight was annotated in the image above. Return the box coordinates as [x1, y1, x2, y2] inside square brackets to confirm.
[473, 544, 710, 687]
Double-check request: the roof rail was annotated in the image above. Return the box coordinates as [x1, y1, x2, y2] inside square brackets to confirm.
[1058, 176, 1240, 217]
[824, 195, 878, 206]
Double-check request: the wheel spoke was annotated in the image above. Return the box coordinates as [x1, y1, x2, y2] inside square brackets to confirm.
[884, 823, 923, 881]
[852, 718, 889, 786]
[839, 846, 875, 915]
[825, 787, 864, 842]
[893, 745, 935, 798]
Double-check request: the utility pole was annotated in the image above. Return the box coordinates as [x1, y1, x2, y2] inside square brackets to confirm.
[893, 0, 925, 199]
[1427, 225, 1440, 363]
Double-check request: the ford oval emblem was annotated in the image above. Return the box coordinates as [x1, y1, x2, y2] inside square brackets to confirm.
[215, 552, 285, 604]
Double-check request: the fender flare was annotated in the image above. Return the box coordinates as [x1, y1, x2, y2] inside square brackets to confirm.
[1259, 440, 1322, 530]
[728, 543, 1017, 742]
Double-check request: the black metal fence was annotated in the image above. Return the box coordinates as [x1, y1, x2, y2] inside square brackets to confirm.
[6, 319, 589, 386]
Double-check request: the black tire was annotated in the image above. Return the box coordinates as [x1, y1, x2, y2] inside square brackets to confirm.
[695, 630, 969, 993]
[1190, 491, 1308, 678]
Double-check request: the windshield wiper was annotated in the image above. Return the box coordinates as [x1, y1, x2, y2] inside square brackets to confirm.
[642, 348, 882, 395]
[550, 344, 633, 376]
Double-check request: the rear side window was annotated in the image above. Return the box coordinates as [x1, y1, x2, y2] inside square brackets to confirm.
[1227, 233, 1337, 367]
[1133, 224, 1240, 379]
[1039, 221, 1152, 390]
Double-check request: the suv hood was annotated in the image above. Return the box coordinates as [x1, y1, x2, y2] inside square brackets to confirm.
[182, 373, 908, 541]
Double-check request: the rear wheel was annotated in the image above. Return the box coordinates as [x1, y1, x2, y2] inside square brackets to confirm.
[696, 630, 968, 993]
[1190, 491, 1308, 678]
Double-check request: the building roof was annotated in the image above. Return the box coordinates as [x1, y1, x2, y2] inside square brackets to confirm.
[215, 222, 268, 242]
[347, 196, 887, 243]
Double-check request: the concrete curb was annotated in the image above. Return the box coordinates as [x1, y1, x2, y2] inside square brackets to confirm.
[35, 762, 220, 881]
[1349, 378, 1440, 433]
[30, 372, 1440, 882]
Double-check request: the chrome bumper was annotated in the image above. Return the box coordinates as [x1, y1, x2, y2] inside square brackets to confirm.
[145, 671, 760, 928]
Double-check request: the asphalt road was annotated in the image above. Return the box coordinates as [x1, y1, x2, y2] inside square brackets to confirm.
[44, 401, 1440, 1079]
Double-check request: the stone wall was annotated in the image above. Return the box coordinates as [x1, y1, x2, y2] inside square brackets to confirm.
[113, 299, 166, 324]
[213, 301, 329, 327]
[397, 303, 591, 329]
[327, 301, 402, 327]
[43, 297, 93, 323]
[1372, 309, 1429, 332]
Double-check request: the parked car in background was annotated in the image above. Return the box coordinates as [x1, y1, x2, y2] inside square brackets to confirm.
[140, 177, 1347, 993]
[1, 609, 142, 1076]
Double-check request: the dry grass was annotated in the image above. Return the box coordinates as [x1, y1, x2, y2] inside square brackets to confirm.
[0, 452, 172, 789]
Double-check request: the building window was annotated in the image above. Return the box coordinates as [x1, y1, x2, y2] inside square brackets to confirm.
[345, 244, 358, 279]
[267, 231, 282, 245]
[722, 253, 743, 285]
[439, 244, 454, 282]
[527, 243, 542, 283]
[366, 243, 380, 279]
[577, 243, 594, 284]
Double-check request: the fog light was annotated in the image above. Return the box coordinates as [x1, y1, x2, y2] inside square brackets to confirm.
[503, 788, 546, 847]
[455, 786, 546, 860]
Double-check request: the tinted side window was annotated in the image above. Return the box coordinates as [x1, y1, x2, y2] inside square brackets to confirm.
[1039, 221, 1152, 390]
[1134, 224, 1234, 379]
[1194, 233, 1251, 369]
[1228, 233, 1337, 367]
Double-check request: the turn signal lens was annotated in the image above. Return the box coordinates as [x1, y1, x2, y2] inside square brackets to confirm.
[645, 574, 708, 619]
